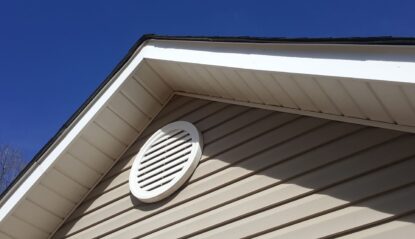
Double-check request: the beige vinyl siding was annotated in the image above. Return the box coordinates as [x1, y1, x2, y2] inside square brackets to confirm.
[53, 96, 415, 239]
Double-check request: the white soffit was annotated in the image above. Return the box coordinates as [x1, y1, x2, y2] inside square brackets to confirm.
[1, 38, 415, 239]
[142, 39, 415, 132]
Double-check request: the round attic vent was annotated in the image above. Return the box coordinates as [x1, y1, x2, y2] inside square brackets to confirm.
[129, 121, 203, 203]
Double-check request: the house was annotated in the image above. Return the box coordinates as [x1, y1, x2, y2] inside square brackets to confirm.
[1, 35, 415, 238]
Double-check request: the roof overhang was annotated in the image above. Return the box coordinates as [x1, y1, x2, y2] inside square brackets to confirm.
[2, 35, 415, 238]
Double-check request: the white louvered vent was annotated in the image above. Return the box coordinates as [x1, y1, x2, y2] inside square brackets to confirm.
[129, 121, 203, 203]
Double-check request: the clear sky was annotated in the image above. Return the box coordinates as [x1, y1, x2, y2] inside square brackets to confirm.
[0, 0, 414, 162]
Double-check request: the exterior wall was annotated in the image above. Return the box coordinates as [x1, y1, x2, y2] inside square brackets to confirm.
[53, 96, 415, 239]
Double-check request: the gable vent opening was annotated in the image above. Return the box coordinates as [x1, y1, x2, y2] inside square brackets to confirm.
[129, 121, 203, 203]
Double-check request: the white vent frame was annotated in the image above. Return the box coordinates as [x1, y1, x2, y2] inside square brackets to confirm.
[129, 121, 203, 203]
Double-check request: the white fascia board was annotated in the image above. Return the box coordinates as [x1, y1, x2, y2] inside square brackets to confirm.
[141, 40, 415, 84]
[0, 43, 147, 222]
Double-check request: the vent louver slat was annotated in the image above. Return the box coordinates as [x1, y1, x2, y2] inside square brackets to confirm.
[139, 163, 187, 190]
[138, 152, 190, 179]
[142, 137, 191, 163]
[149, 129, 181, 147]
[145, 130, 189, 156]
[140, 141, 192, 168]
[129, 121, 203, 203]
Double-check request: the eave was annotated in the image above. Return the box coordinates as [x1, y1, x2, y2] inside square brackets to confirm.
[1, 35, 415, 239]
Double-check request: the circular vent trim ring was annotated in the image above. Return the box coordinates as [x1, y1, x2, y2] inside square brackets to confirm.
[129, 121, 203, 203]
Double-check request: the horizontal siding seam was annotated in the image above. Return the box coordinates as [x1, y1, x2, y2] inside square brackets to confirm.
[63, 123, 365, 232]
[139, 131, 405, 238]
[185, 153, 415, 238]
[156, 97, 193, 119]
[139, 101, 212, 139]
[202, 109, 274, 146]
[91, 170, 131, 190]
[157, 100, 213, 124]
[200, 107, 251, 133]
[65, 190, 130, 222]
[62, 201, 134, 237]
[127, 128, 370, 238]
[77, 125, 367, 238]
[63, 132, 407, 238]
[323, 209, 415, 239]
[1, 231, 15, 239]
[190, 103, 230, 125]
[191, 118, 331, 184]
[249, 180, 415, 239]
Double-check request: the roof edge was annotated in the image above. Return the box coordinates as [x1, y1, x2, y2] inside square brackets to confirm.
[144, 34, 415, 45]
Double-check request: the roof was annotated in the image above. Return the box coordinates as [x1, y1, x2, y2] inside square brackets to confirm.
[1, 35, 415, 238]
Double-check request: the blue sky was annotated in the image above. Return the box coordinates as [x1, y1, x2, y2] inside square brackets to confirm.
[0, 0, 414, 162]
